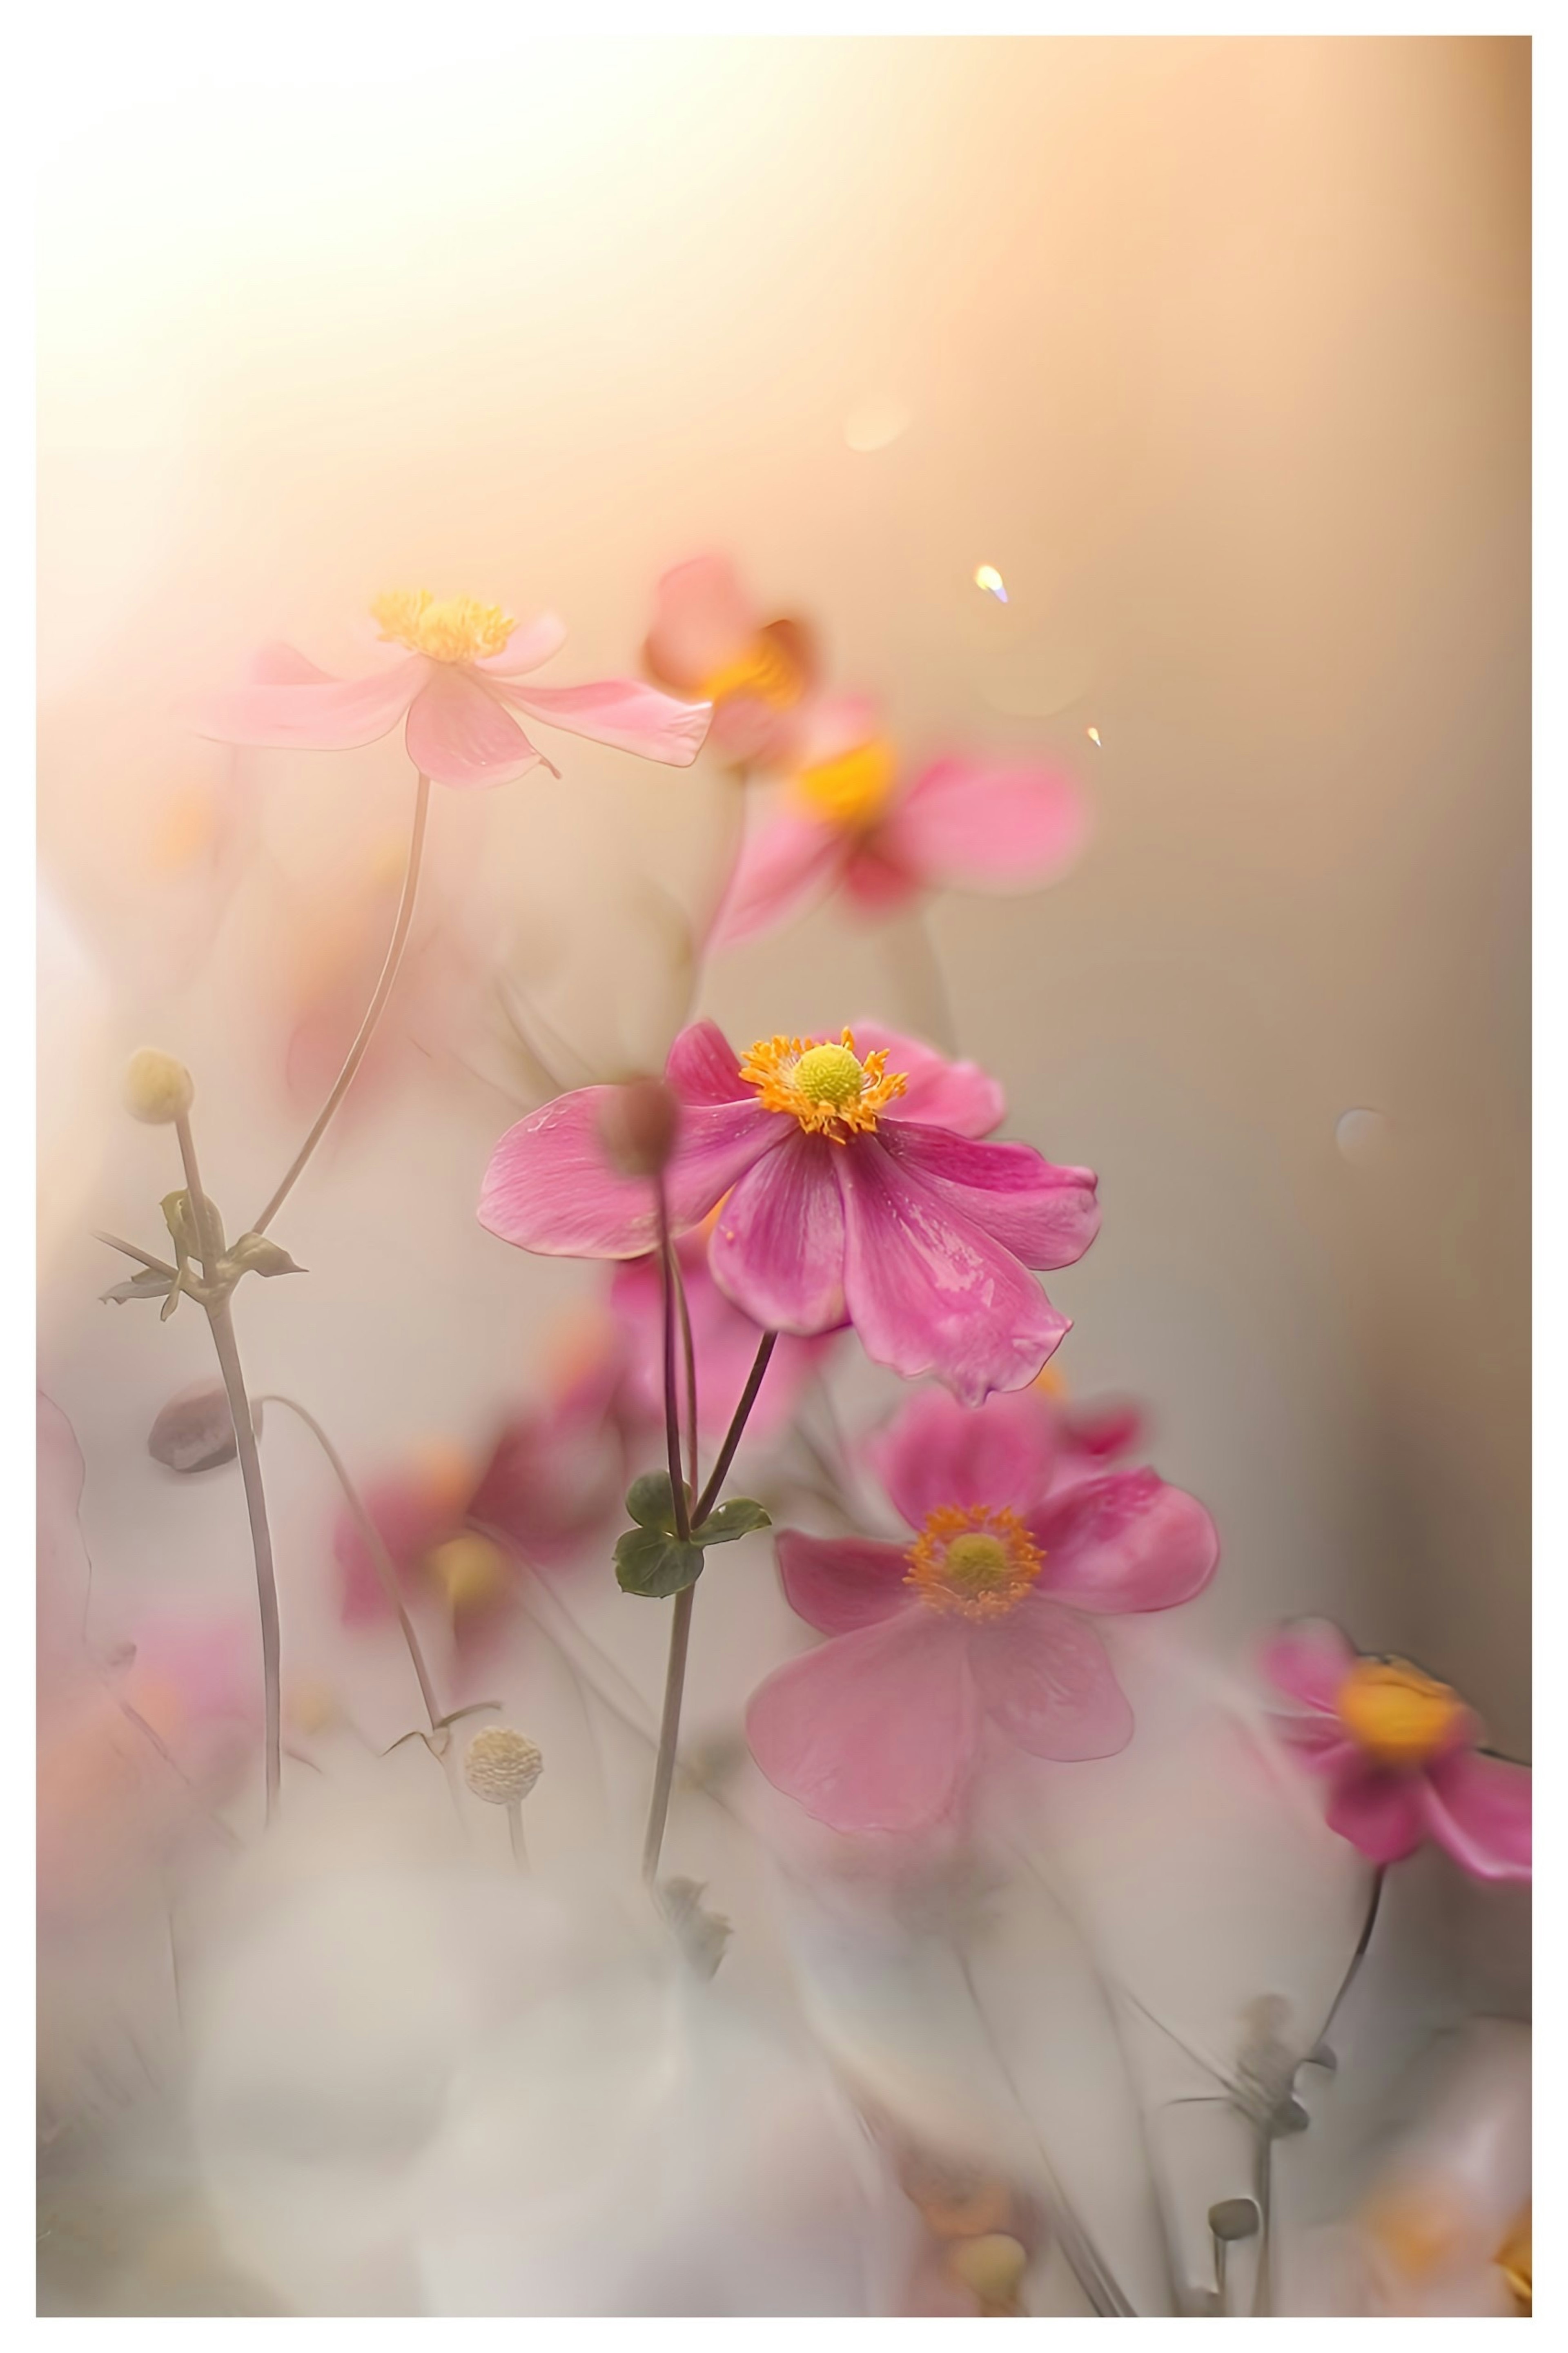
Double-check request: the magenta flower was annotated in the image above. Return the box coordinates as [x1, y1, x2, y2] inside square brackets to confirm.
[607, 1226, 836, 1443]
[479, 1018, 1100, 1404]
[745, 1383, 1220, 1834]
[643, 553, 818, 770]
[193, 592, 711, 790]
[711, 695, 1088, 947]
[1263, 1620, 1531, 1882]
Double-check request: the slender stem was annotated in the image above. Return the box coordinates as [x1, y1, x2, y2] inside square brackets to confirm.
[1314, 1867, 1385, 2050]
[93, 1230, 176, 1275]
[654, 1175, 692, 1543]
[880, 901, 960, 1055]
[250, 771, 431, 1235]
[693, 1330, 777, 1522]
[641, 1584, 695, 1885]
[507, 1800, 528, 1872]
[673, 1248, 699, 1499]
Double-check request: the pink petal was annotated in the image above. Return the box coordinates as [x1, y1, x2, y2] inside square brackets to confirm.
[665, 1018, 747, 1105]
[1324, 1760, 1426, 1863]
[468, 1410, 619, 1568]
[745, 1609, 978, 1834]
[878, 1121, 1100, 1270]
[472, 613, 570, 677]
[968, 1596, 1134, 1760]
[791, 691, 884, 771]
[1062, 1399, 1146, 1463]
[880, 756, 1089, 891]
[776, 1529, 914, 1634]
[1260, 1619, 1358, 1716]
[708, 811, 844, 949]
[1422, 1749, 1532, 1883]
[643, 555, 757, 689]
[841, 838, 923, 916]
[608, 1234, 832, 1442]
[479, 1090, 777, 1259]
[849, 1021, 1005, 1137]
[334, 1474, 459, 1624]
[1028, 1469, 1219, 1613]
[499, 677, 710, 766]
[837, 1134, 1071, 1404]
[190, 653, 422, 751]
[404, 670, 546, 790]
[1270, 1714, 1361, 1772]
[708, 1127, 849, 1334]
[867, 1384, 1060, 1529]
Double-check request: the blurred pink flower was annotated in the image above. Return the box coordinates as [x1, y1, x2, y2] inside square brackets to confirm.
[1262, 1620, 1530, 1881]
[745, 1383, 1219, 1834]
[193, 593, 711, 789]
[607, 1225, 836, 1443]
[643, 554, 818, 769]
[712, 695, 1088, 946]
[480, 1018, 1099, 1405]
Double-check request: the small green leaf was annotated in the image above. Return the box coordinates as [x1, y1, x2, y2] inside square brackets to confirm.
[226, 1232, 305, 1279]
[625, 1470, 690, 1533]
[692, 1496, 772, 1547]
[614, 1524, 706, 1598]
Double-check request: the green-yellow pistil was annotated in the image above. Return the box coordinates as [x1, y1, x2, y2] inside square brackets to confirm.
[792, 1041, 867, 1106]
[943, 1533, 1013, 1591]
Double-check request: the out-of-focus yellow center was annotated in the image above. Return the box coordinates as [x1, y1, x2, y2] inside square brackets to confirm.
[371, 589, 515, 664]
[905, 1505, 1042, 1622]
[792, 736, 898, 830]
[699, 634, 804, 711]
[424, 1532, 508, 1613]
[1362, 2184, 1464, 2282]
[151, 784, 219, 875]
[1495, 2206, 1531, 2312]
[1336, 1658, 1464, 1767]
[740, 1028, 907, 1142]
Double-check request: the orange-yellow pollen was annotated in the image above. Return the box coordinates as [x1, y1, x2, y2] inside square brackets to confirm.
[1336, 1658, 1465, 1767]
[371, 589, 515, 664]
[792, 736, 898, 830]
[905, 1505, 1042, 1621]
[699, 634, 803, 711]
[740, 1028, 907, 1142]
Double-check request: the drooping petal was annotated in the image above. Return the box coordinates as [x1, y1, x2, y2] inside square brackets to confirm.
[745, 1610, 979, 1835]
[837, 1135, 1071, 1404]
[708, 812, 845, 948]
[642, 555, 757, 689]
[708, 1127, 849, 1335]
[775, 1530, 914, 1634]
[405, 671, 546, 790]
[880, 756, 1089, 891]
[499, 677, 710, 766]
[1259, 1619, 1357, 1716]
[471, 613, 570, 678]
[665, 1018, 748, 1105]
[479, 1090, 777, 1260]
[190, 653, 423, 750]
[877, 1122, 1100, 1270]
[849, 1021, 1005, 1138]
[1323, 1760, 1426, 1863]
[968, 1597, 1133, 1760]
[867, 1384, 1060, 1529]
[1027, 1468, 1219, 1613]
[1422, 1749, 1532, 1883]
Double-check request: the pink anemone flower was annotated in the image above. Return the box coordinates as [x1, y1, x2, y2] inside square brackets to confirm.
[193, 591, 711, 790]
[608, 1224, 837, 1443]
[642, 553, 818, 770]
[1262, 1620, 1531, 1882]
[712, 695, 1088, 947]
[479, 1017, 1100, 1406]
[745, 1383, 1220, 1835]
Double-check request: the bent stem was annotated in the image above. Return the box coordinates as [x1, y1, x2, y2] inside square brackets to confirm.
[1314, 1866, 1385, 2050]
[250, 769, 432, 1236]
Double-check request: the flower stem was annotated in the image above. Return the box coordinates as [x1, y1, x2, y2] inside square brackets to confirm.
[250, 770, 432, 1236]
[880, 901, 959, 1056]
[654, 1174, 693, 1543]
[693, 1329, 777, 1523]
[1314, 1866, 1385, 2049]
[507, 1799, 528, 1872]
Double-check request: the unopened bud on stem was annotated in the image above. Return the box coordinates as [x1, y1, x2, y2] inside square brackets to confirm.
[597, 1076, 681, 1178]
[123, 1048, 194, 1125]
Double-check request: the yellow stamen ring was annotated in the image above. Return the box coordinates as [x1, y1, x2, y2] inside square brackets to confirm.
[698, 633, 803, 711]
[792, 736, 899, 830]
[740, 1028, 907, 1142]
[371, 589, 516, 665]
[1336, 1658, 1466, 1768]
[905, 1504, 1042, 1622]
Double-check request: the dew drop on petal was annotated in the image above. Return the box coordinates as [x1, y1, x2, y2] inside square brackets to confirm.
[1085, 726, 1102, 747]
[974, 564, 1008, 602]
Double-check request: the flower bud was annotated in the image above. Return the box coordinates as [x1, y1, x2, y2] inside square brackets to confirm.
[147, 1381, 263, 1473]
[597, 1076, 681, 1178]
[463, 1725, 543, 1805]
[123, 1048, 194, 1125]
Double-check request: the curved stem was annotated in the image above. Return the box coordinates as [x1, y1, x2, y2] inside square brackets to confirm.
[250, 771, 432, 1235]
[693, 1329, 777, 1523]
[1314, 1866, 1385, 2050]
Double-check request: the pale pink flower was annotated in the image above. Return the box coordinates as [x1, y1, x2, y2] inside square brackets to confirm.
[642, 553, 818, 769]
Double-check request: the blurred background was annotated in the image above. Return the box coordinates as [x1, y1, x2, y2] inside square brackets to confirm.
[36, 31, 1530, 2317]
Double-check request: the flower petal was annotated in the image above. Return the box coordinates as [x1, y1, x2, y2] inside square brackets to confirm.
[968, 1596, 1133, 1760]
[849, 1021, 1005, 1137]
[838, 1136, 1071, 1404]
[1259, 1619, 1357, 1716]
[471, 613, 569, 677]
[665, 1017, 747, 1105]
[643, 555, 756, 689]
[479, 1090, 776, 1259]
[608, 1233, 832, 1442]
[404, 671, 546, 790]
[333, 1474, 458, 1624]
[1028, 1468, 1219, 1613]
[499, 677, 710, 767]
[1421, 1749, 1532, 1882]
[709, 1127, 848, 1334]
[708, 812, 844, 948]
[745, 1609, 978, 1834]
[775, 1530, 913, 1634]
[880, 756, 1089, 891]
[1324, 1761, 1426, 1863]
[866, 1385, 1060, 1528]
[191, 654, 422, 750]
[878, 1122, 1100, 1270]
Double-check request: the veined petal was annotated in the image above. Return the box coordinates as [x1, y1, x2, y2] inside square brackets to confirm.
[1028, 1468, 1219, 1613]
[882, 756, 1089, 891]
[745, 1610, 979, 1835]
[1260, 1619, 1357, 1716]
[1324, 1761, 1425, 1863]
[479, 1091, 777, 1260]
[968, 1596, 1133, 1760]
[849, 1021, 1005, 1137]
[406, 671, 546, 790]
[472, 613, 569, 678]
[665, 1018, 748, 1105]
[190, 654, 422, 750]
[867, 1385, 1060, 1529]
[776, 1530, 914, 1634]
[708, 812, 844, 949]
[838, 1135, 1071, 1404]
[1422, 1749, 1532, 1882]
[878, 1122, 1100, 1270]
[499, 677, 710, 767]
[709, 1127, 848, 1334]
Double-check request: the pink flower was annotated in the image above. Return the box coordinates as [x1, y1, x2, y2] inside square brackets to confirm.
[712, 695, 1088, 946]
[642, 554, 818, 770]
[745, 1383, 1220, 1834]
[193, 592, 711, 790]
[479, 1018, 1100, 1405]
[607, 1225, 836, 1443]
[1262, 1620, 1531, 1882]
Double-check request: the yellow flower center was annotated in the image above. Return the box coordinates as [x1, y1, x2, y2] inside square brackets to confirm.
[699, 633, 804, 711]
[371, 589, 515, 664]
[424, 1532, 509, 1613]
[791, 736, 899, 830]
[905, 1505, 1042, 1622]
[1336, 1658, 1465, 1767]
[739, 1029, 907, 1141]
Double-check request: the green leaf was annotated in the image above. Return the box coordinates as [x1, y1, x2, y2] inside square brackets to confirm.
[614, 1524, 706, 1598]
[625, 1470, 690, 1533]
[692, 1496, 772, 1547]
[226, 1232, 305, 1279]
